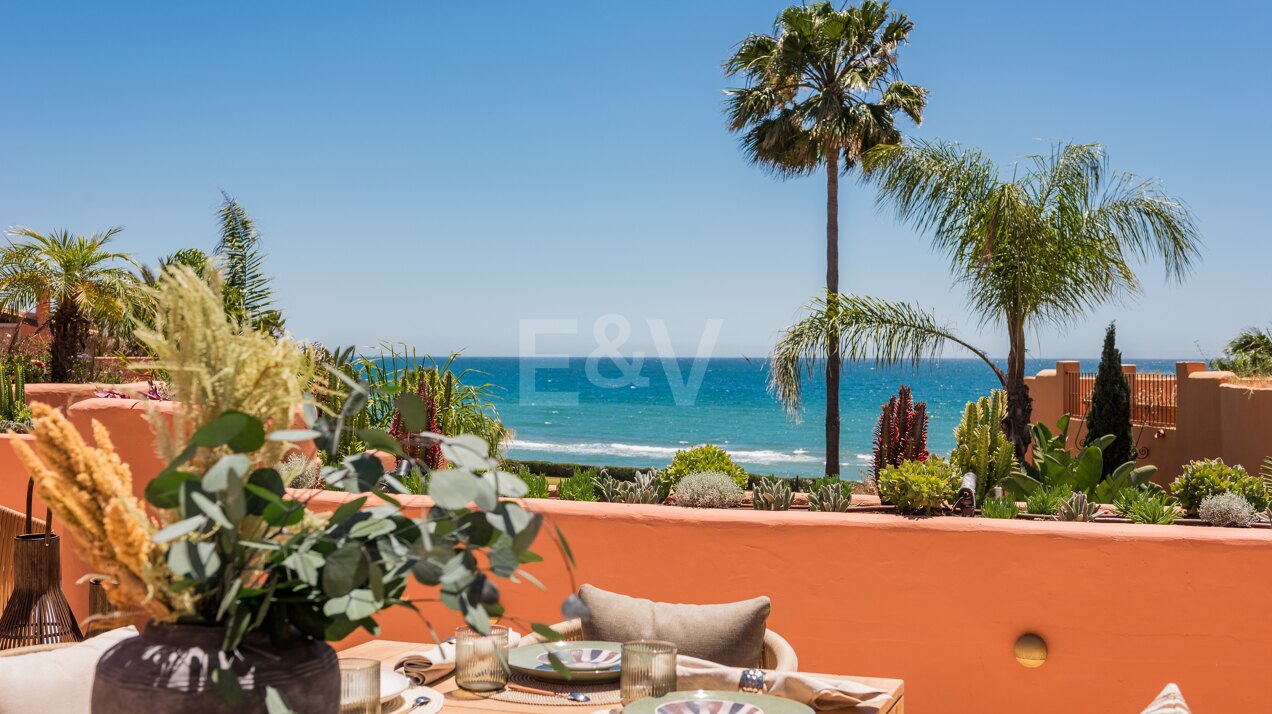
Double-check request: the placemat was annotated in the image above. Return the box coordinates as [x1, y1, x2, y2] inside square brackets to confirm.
[489, 672, 622, 707]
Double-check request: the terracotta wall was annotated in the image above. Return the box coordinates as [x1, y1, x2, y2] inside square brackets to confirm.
[25, 382, 154, 412]
[294, 491, 1272, 714]
[1027, 360, 1272, 481]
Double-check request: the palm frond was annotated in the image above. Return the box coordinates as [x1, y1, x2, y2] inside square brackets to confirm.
[769, 292, 1002, 419]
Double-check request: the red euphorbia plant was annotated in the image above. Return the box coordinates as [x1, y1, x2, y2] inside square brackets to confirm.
[872, 385, 929, 481]
[389, 379, 448, 470]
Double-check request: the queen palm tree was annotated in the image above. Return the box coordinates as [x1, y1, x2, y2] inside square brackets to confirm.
[0, 227, 147, 381]
[770, 141, 1200, 459]
[725, 0, 927, 476]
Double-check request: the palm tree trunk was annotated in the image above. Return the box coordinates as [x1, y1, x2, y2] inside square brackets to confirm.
[1003, 312, 1033, 460]
[824, 151, 841, 477]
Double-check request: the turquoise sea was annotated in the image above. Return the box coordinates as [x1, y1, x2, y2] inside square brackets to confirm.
[447, 357, 1180, 478]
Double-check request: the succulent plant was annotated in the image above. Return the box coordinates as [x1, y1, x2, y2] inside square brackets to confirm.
[1057, 492, 1098, 522]
[751, 477, 794, 511]
[951, 390, 1016, 503]
[0, 366, 30, 427]
[1198, 492, 1257, 527]
[877, 457, 958, 515]
[597, 470, 662, 504]
[660, 444, 748, 494]
[807, 481, 852, 512]
[674, 471, 744, 509]
[872, 386, 929, 481]
[1171, 458, 1267, 514]
[980, 495, 1019, 519]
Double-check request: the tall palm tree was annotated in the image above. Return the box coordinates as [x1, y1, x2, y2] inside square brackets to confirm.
[770, 141, 1201, 459]
[725, 0, 926, 476]
[0, 227, 147, 381]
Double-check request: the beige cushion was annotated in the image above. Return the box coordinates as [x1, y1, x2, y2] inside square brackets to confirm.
[1141, 683, 1190, 713]
[578, 584, 770, 668]
[0, 626, 137, 714]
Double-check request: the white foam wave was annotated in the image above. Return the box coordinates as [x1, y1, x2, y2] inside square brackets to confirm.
[510, 439, 824, 466]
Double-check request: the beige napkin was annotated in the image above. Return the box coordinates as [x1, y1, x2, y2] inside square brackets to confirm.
[675, 656, 889, 711]
[394, 642, 456, 686]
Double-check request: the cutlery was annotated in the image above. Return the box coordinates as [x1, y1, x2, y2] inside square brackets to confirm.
[507, 683, 591, 703]
[404, 695, 432, 712]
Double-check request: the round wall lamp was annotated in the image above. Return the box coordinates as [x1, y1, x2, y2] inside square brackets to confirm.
[1014, 633, 1047, 668]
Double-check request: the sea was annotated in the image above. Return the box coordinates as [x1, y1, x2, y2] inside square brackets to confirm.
[444, 357, 1181, 478]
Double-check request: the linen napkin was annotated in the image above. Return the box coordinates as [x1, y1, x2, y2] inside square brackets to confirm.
[675, 656, 890, 711]
[394, 642, 456, 686]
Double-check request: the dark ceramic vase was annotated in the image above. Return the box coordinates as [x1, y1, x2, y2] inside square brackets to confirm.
[91, 622, 340, 713]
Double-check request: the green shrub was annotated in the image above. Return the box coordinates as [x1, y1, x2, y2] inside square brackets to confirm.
[951, 390, 1016, 503]
[661, 444, 748, 493]
[557, 467, 599, 502]
[1025, 485, 1068, 516]
[1115, 485, 1179, 525]
[1171, 459, 1267, 514]
[674, 471, 744, 509]
[980, 495, 1019, 519]
[877, 457, 959, 515]
[516, 466, 550, 499]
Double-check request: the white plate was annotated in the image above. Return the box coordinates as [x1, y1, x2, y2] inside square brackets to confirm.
[380, 670, 411, 703]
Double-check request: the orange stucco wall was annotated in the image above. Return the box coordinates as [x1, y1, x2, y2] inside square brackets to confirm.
[25, 382, 154, 412]
[290, 490, 1272, 714]
[1028, 360, 1272, 481]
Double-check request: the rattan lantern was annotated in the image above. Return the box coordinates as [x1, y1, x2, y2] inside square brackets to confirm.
[0, 480, 82, 649]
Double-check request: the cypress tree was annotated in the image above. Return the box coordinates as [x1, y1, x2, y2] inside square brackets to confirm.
[1084, 323, 1134, 477]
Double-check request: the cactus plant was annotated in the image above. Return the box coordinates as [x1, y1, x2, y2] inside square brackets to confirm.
[808, 481, 852, 512]
[951, 390, 1016, 503]
[1057, 492, 1098, 522]
[751, 477, 794, 511]
[0, 366, 31, 430]
[872, 386, 929, 481]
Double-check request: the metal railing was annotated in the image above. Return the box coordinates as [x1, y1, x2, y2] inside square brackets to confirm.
[1064, 370, 1177, 428]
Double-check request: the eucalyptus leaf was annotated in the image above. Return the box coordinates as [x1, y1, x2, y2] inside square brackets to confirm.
[190, 491, 234, 529]
[429, 470, 480, 510]
[441, 434, 496, 471]
[202, 454, 250, 493]
[484, 470, 529, 499]
[283, 550, 325, 586]
[322, 545, 369, 597]
[323, 588, 380, 621]
[530, 622, 565, 642]
[145, 471, 200, 509]
[347, 517, 397, 539]
[264, 686, 296, 714]
[267, 429, 322, 443]
[168, 541, 221, 580]
[152, 515, 209, 544]
[212, 667, 244, 708]
[357, 428, 406, 457]
[396, 392, 428, 433]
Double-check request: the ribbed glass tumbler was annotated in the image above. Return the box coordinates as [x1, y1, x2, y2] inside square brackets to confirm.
[455, 625, 510, 692]
[338, 657, 380, 714]
[620, 640, 678, 705]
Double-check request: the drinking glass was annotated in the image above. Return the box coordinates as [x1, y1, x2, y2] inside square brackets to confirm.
[338, 657, 380, 714]
[455, 625, 510, 692]
[620, 640, 678, 704]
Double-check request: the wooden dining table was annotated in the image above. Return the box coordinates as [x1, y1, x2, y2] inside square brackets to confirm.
[341, 640, 905, 714]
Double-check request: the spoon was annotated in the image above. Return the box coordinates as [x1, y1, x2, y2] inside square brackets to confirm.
[405, 695, 432, 712]
[507, 683, 592, 703]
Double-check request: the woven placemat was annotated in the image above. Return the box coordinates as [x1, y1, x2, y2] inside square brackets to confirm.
[488, 672, 622, 706]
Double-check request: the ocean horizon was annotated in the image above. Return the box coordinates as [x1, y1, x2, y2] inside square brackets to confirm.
[427, 356, 1186, 478]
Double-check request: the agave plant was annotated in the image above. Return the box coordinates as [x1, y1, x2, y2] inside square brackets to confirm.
[598, 471, 663, 505]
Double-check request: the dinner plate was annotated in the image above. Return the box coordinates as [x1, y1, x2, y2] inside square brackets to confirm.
[508, 640, 623, 683]
[380, 670, 412, 703]
[623, 690, 814, 714]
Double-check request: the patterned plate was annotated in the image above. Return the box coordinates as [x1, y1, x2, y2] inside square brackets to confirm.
[625, 691, 813, 714]
[508, 640, 623, 683]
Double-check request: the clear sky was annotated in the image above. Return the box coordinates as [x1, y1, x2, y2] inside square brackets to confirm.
[2, 1, 1269, 361]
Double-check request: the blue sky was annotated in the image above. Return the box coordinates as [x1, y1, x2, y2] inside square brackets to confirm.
[2, 1, 1269, 361]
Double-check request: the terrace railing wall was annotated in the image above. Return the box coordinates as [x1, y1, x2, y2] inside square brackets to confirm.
[1030, 360, 1272, 481]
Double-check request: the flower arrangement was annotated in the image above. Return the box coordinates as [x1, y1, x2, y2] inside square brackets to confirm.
[10, 265, 578, 707]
